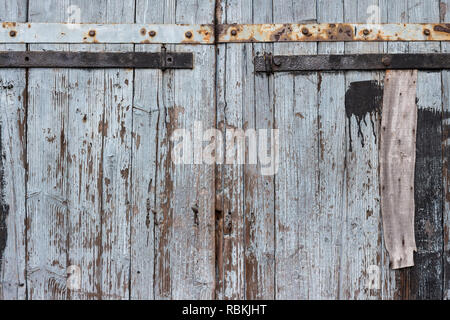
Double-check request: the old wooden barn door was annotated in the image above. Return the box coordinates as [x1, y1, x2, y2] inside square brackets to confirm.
[0, 0, 449, 300]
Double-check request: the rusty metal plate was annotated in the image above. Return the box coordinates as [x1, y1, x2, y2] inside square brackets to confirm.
[2, 23, 450, 44]
[0, 22, 214, 44]
[218, 23, 450, 42]
[255, 53, 450, 72]
[0, 51, 193, 69]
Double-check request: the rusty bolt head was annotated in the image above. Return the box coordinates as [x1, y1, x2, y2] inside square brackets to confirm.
[89, 30, 96, 37]
[185, 31, 192, 38]
[9, 30, 16, 37]
[140, 28, 146, 35]
[382, 56, 391, 66]
[301, 28, 309, 35]
[149, 30, 156, 37]
[424, 29, 431, 36]
[231, 29, 237, 36]
[363, 29, 370, 36]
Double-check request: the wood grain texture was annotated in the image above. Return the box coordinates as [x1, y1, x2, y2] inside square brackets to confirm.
[133, 0, 216, 300]
[0, 0, 28, 300]
[393, 0, 444, 300]
[380, 69, 418, 269]
[1, 0, 449, 301]
[272, 0, 319, 300]
[440, 0, 450, 301]
[316, 0, 346, 299]
[341, 0, 386, 300]
[215, 0, 275, 300]
[27, 0, 70, 300]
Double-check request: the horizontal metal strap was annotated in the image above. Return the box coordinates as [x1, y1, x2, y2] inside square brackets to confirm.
[218, 23, 450, 42]
[0, 51, 193, 69]
[1, 23, 450, 44]
[0, 23, 214, 44]
[254, 54, 450, 72]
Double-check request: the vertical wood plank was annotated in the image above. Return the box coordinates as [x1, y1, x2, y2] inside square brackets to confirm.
[380, 70, 418, 270]
[273, 0, 319, 300]
[245, 0, 275, 300]
[440, 0, 450, 301]
[64, 0, 108, 300]
[130, 0, 163, 300]
[0, 0, 28, 300]
[397, 0, 444, 300]
[316, 0, 346, 299]
[135, 0, 216, 300]
[216, 0, 275, 300]
[99, 0, 135, 300]
[342, 0, 385, 300]
[27, 0, 70, 300]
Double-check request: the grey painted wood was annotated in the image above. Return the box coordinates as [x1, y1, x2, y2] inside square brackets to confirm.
[273, 0, 319, 300]
[0, 0, 27, 300]
[341, 0, 386, 300]
[26, 0, 70, 300]
[215, 0, 275, 300]
[0, 0, 449, 300]
[380, 70, 418, 269]
[133, 0, 216, 300]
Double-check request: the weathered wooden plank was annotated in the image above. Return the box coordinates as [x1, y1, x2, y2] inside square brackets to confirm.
[215, 0, 275, 300]
[244, 0, 275, 300]
[133, 0, 216, 300]
[341, 0, 385, 300]
[215, 0, 249, 300]
[98, 0, 135, 300]
[0, 0, 27, 300]
[440, 0, 450, 301]
[395, 0, 444, 300]
[130, 0, 162, 300]
[380, 70, 418, 270]
[26, 0, 70, 300]
[273, 0, 319, 300]
[315, 0, 346, 299]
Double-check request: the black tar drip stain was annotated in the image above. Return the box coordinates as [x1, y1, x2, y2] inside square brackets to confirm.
[0, 122, 8, 275]
[345, 80, 383, 152]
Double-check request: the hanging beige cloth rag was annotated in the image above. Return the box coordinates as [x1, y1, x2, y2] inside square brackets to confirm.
[380, 69, 418, 269]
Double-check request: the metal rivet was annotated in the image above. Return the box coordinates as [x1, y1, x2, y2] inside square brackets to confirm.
[424, 29, 431, 36]
[185, 31, 192, 38]
[89, 30, 96, 37]
[302, 28, 309, 35]
[382, 56, 391, 66]
[140, 28, 146, 35]
[9, 30, 16, 37]
[363, 29, 370, 35]
[231, 29, 237, 36]
[149, 30, 156, 37]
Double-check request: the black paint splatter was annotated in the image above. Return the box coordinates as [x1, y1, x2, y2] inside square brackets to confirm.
[0, 123, 8, 276]
[345, 80, 383, 151]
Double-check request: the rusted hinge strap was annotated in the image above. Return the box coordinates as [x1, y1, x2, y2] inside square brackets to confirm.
[1, 23, 450, 44]
[255, 54, 450, 72]
[0, 51, 193, 69]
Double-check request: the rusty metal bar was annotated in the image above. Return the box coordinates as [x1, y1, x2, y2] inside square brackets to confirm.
[2, 23, 450, 44]
[218, 23, 450, 42]
[0, 22, 214, 44]
[255, 53, 450, 72]
[0, 51, 193, 69]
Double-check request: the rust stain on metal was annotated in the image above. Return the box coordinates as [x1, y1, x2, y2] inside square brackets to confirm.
[434, 23, 450, 33]
[217, 23, 450, 42]
[2, 22, 16, 28]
